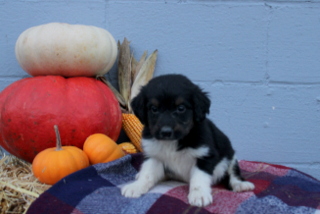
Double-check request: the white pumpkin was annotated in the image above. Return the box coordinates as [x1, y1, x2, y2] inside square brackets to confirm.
[15, 22, 118, 77]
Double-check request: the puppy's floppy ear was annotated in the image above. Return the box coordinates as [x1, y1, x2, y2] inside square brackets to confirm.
[131, 89, 147, 124]
[193, 87, 210, 122]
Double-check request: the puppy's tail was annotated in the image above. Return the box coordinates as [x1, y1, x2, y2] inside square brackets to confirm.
[122, 113, 143, 152]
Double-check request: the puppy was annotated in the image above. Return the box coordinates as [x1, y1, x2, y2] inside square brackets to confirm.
[121, 74, 254, 207]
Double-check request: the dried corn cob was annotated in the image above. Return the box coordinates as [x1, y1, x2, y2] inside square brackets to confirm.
[119, 142, 138, 154]
[122, 113, 143, 152]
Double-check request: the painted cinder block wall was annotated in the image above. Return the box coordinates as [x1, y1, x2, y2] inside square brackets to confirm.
[1, 0, 319, 179]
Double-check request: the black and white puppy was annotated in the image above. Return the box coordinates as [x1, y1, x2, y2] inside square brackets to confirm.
[121, 74, 254, 207]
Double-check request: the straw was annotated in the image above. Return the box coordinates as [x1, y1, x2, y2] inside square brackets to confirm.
[0, 154, 51, 214]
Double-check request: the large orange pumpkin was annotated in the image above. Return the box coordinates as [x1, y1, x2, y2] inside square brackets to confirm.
[0, 76, 122, 163]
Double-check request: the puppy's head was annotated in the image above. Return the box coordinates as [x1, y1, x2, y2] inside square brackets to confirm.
[131, 74, 210, 141]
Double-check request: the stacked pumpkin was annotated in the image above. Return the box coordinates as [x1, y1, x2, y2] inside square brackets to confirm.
[0, 23, 126, 184]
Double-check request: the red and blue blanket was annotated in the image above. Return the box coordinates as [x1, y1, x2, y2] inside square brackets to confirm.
[28, 153, 320, 214]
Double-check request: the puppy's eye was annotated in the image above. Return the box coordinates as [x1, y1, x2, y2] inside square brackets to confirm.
[150, 105, 159, 114]
[177, 105, 186, 113]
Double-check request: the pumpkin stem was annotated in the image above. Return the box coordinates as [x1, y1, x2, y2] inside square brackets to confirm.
[54, 125, 63, 151]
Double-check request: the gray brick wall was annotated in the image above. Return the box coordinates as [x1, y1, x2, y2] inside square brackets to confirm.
[1, 0, 319, 179]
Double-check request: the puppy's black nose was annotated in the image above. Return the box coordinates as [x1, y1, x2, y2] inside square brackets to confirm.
[159, 126, 174, 139]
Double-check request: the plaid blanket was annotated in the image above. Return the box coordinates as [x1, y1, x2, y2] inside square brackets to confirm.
[28, 153, 320, 214]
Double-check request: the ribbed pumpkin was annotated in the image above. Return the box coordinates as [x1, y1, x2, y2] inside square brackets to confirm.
[32, 125, 89, 185]
[83, 133, 125, 165]
[15, 22, 117, 77]
[0, 76, 122, 163]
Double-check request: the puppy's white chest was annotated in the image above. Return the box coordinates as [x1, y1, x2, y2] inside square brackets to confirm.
[142, 138, 208, 182]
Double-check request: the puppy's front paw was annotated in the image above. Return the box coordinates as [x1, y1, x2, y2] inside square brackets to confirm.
[121, 181, 149, 198]
[188, 188, 213, 207]
[232, 181, 255, 192]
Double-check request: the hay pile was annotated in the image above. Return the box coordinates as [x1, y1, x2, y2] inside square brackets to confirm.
[0, 150, 50, 214]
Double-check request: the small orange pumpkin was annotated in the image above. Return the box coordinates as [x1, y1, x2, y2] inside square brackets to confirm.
[83, 133, 125, 164]
[32, 125, 89, 185]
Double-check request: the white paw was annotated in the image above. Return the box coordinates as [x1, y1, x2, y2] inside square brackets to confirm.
[232, 181, 255, 192]
[121, 181, 149, 198]
[188, 188, 213, 207]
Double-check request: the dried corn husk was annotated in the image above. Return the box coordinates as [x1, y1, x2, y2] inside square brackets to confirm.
[131, 56, 138, 82]
[132, 51, 148, 81]
[130, 50, 158, 102]
[98, 76, 127, 111]
[0, 154, 51, 214]
[114, 38, 158, 113]
[118, 38, 132, 105]
[99, 38, 158, 153]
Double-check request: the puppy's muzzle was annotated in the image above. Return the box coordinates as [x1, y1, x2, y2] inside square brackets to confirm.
[159, 126, 174, 139]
